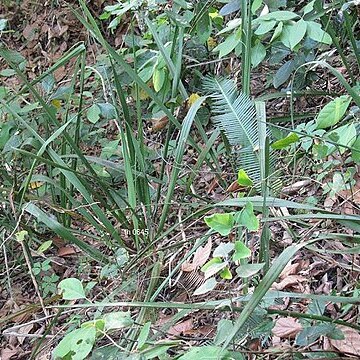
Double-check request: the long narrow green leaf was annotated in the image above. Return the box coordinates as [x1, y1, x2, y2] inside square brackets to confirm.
[157, 96, 207, 233]
[24, 202, 106, 262]
[222, 240, 313, 349]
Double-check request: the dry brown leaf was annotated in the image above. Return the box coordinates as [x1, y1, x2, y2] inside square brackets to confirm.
[272, 275, 307, 290]
[330, 326, 360, 356]
[168, 319, 193, 336]
[207, 177, 220, 193]
[226, 180, 242, 193]
[272, 317, 303, 338]
[1, 348, 19, 360]
[22, 24, 38, 42]
[207, 174, 226, 193]
[151, 116, 168, 132]
[181, 238, 212, 272]
[279, 262, 300, 280]
[281, 180, 311, 195]
[57, 246, 76, 257]
[16, 323, 34, 345]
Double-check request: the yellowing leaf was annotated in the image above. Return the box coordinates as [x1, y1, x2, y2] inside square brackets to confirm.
[29, 181, 44, 189]
[188, 93, 201, 107]
[207, 37, 217, 50]
[51, 99, 61, 109]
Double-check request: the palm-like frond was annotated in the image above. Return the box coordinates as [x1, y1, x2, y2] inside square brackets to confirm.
[203, 76, 267, 186]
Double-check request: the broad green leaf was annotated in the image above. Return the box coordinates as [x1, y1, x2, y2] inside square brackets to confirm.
[257, 10, 299, 22]
[273, 60, 294, 88]
[296, 324, 339, 346]
[251, 0, 262, 13]
[328, 123, 357, 154]
[214, 30, 241, 58]
[315, 95, 351, 129]
[81, 319, 105, 334]
[281, 19, 307, 50]
[270, 21, 283, 42]
[213, 242, 235, 258]
[37, 240, 52, 254]
[220, 267, 232, 279]
[271, 133, 299, 149]
[306, 21, 332, 45]
[103, 311, 134, 330]
[251, 42, 266, 68]
[15, 230, 28, 242]
[255, 20, 277, 35]
[217, 18, 241, 35]
[193, 277, 217, 296]
[87, 104, 101, 124]
[0, 68, 16, 77]
[236, 263, 264, 278]
[232, 241, 251, 261]
[53, 327, 96, 360]
[302, 0, 315, 15]
[152, 66, 165, 92]
[97, 102, 116, 119]
[58, 278, 86, 300]
[0, 122, 12, 149]
[204, 213, 234, 236]
[219, 0, 240, 16]
[351, 136, 360, 163]
[214, 320, 234, 345]
[138, 63, 155, 83]
[196, 12, 211, 44]
[203, 260, 228, 279]
[201, 257, 223, 272]
[237, 169, 253, 186]
[236, 202, 259, 231]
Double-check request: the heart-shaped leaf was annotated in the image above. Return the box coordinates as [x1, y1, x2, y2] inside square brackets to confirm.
[58, 278, 86, 300]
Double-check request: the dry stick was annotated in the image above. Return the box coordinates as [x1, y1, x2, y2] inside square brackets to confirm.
[2, 233, 14, 302]
[19, 240, 49, 319]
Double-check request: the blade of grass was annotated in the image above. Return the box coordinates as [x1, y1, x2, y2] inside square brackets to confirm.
[222, 240, 315, 349]
[1, 100, 125, 246]
[23, 202, 106, 262]
[157, 96, 207, 233]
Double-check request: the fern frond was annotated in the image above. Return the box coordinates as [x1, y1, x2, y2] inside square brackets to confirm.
[203, 76, 265, 185]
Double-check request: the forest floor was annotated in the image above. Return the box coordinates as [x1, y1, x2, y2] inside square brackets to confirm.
[1, 1, 360, 360]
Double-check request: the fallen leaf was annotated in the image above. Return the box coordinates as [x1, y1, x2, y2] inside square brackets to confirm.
[168, 319, 193, 336]
[272, 275, 307, 290]
[58, 246, 76, 257]
[207, 173, 226, 193]
[181, 239, 212, 272]
[17, 323, 34, 345]
[272, 317, 303, 338]
[279, 262, 300, 280]
[226, 180, 242, 193]
[1, 347, 19, 360]
[330, 326, 360, 356]
[281, 180, 311, 195]
[151, 115, 168, 132]
[22, 24, 38, 42]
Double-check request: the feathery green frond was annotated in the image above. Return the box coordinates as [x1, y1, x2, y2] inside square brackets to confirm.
[203, 76, 265, 185]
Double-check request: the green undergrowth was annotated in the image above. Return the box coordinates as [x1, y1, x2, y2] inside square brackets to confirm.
[1, 0, 360, 359]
